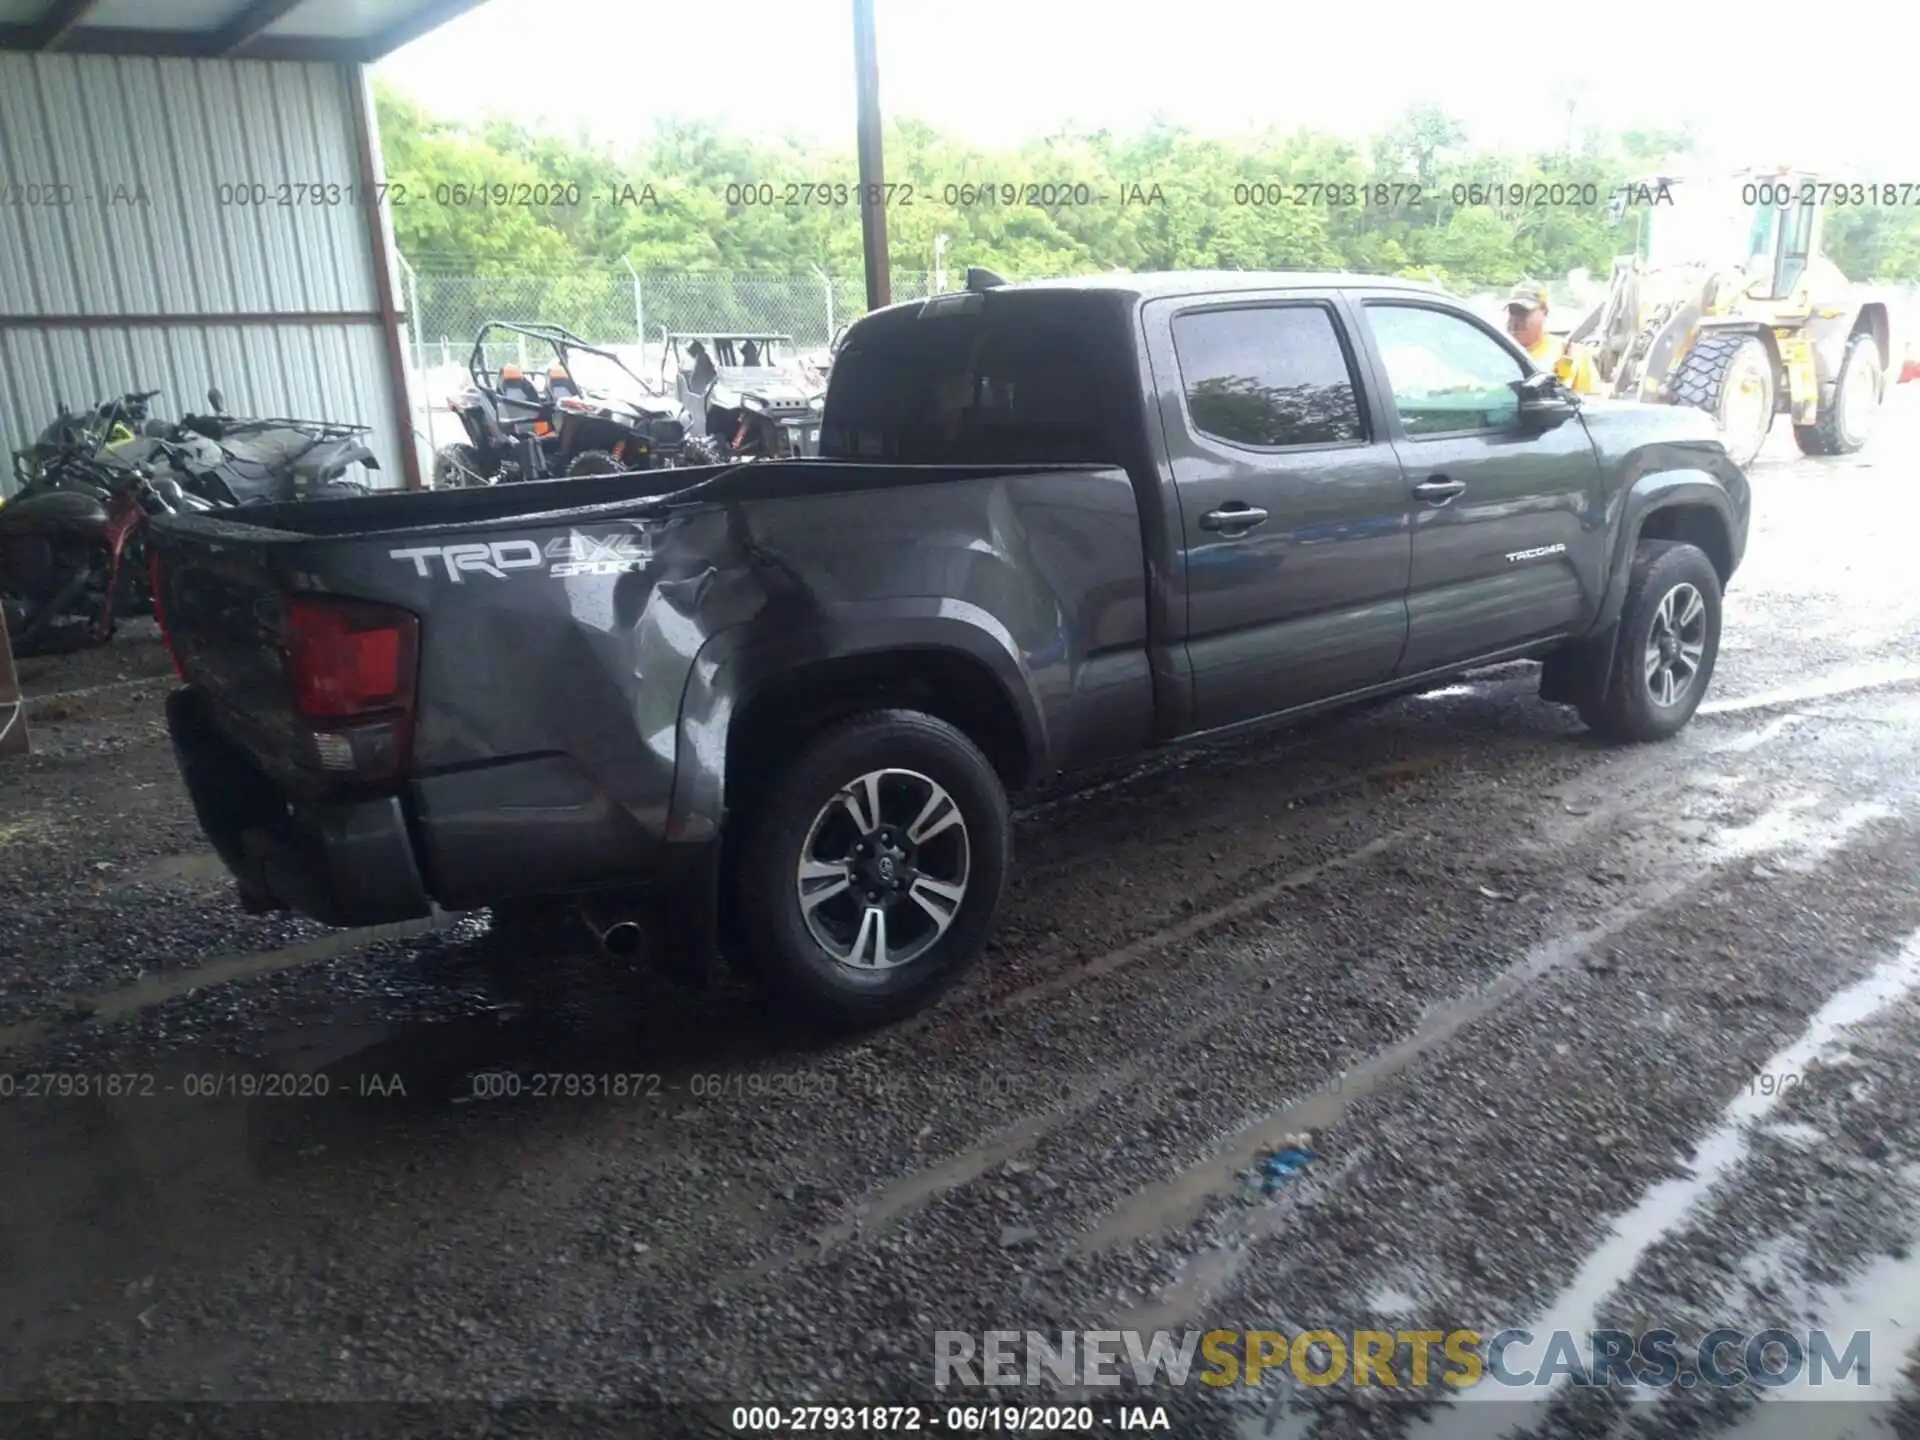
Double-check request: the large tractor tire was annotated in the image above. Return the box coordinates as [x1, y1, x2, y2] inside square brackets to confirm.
[1669, 330, 1776, 469]
[1793, 331, 1883, 457]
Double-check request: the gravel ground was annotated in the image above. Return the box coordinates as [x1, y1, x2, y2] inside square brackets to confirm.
[4, 400, 1920, 1440]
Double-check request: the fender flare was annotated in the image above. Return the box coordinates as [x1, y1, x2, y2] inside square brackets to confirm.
[666, 597, 1051, 847]
[1543, 473, 1738, 704]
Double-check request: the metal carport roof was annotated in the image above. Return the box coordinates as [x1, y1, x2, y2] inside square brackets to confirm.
[2, 0, 898, 305]
[0, 0, 490, 62]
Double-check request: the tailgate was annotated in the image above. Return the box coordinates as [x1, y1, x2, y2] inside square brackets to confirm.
[149, 520, 324, 784]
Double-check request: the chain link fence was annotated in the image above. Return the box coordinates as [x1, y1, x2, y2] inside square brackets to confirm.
[396, 263, 968, 471]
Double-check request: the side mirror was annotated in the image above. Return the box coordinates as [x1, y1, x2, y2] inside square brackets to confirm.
[1515, 372, 1580, 431]
[207, 386, 225, 412]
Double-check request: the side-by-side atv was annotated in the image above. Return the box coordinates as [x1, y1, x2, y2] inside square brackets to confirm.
[434, 323, 698, 487]
[663, 332, 826, 460]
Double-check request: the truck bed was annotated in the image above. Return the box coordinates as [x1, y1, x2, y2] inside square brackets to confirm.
[147, 456, 1152, 927]
[190, 459, 1088, 540]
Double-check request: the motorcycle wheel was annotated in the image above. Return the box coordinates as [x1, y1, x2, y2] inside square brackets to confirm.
[3, 561, 101, 656]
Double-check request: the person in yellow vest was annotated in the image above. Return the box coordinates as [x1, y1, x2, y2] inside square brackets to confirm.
[1503, 279, 1598, 394]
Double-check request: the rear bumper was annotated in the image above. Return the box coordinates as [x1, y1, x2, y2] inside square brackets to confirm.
[165, 686, 721, 967]
[166, 686, 432, 928]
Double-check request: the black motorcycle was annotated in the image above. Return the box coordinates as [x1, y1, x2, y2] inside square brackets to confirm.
[1, 389, 377, 655]
[0, 446, 207, 656]
[10, 389, 167, 490]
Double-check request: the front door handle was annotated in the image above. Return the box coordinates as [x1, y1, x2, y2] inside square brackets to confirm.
[1200, 504, 1269, 534]
[1411, 476, 1467, 504]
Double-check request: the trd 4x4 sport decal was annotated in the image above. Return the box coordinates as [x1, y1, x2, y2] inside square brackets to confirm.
[389, 532, 654, 582]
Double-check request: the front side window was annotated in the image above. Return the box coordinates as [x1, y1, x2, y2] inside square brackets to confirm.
[1365, 303, 1527, 437]
[1171, 304, 1365, 450]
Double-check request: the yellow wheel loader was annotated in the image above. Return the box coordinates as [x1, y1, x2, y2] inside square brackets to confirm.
[1564, 169, 1904, 468]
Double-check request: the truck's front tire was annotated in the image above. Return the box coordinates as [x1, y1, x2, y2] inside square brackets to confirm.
[1578, 540, 1723, 743]
[739, 710, 1011, 1027]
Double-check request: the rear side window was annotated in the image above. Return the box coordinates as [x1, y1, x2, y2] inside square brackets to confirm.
[1171, 304, 1365, 449]
[822, 300, 1122, 464]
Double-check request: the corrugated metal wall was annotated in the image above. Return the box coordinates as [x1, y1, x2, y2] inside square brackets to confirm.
[0, 52, 410, 493]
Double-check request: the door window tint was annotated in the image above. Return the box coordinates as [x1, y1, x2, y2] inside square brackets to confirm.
[1171, 305, 1364, 449]
[1366, 303, 1527, 436]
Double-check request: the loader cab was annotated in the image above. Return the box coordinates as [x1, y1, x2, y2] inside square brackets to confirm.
[1633, 172, 1820, 304]
[1768, 189, 1818, 302]
[1735, 171, 1819, 303]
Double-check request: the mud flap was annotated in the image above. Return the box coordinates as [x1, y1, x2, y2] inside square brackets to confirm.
[1539, 620, 1619, 710]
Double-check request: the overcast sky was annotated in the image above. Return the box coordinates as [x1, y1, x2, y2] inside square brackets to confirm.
[378, 0, 1907, 174]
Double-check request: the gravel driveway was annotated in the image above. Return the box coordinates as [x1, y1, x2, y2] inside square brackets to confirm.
[5, 398, 1920, 1440]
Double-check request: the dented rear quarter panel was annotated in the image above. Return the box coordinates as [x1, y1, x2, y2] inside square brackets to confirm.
[153, 461, 1153, 899]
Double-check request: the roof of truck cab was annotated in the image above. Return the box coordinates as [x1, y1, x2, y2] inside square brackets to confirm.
[979, 271, 1451, 300]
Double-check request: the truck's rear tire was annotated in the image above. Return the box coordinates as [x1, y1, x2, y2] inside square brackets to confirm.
[739, 709, 1011, 1027]
[1793, 332, 1882, 456]
[1578, 540, 1722, 743]
[1670, 330, 1775, 469]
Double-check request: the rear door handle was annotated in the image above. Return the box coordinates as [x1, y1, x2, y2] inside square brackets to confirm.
[1411, 476, 1466, 504]
[1200, 504, 1269, 533]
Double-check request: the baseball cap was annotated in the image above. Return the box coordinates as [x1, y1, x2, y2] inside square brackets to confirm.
[1505, 280, 1550, 312]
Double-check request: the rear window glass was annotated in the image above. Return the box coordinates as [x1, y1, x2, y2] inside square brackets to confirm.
[821, 299, 1125, 464]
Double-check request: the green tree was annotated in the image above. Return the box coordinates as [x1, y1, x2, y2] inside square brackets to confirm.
[372, 83, 1920, 288]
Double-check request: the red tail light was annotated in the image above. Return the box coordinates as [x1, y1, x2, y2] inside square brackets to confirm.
[283, 595, 421, 784]
[149, 550, 186, 680]
[285, 596, 418, 722]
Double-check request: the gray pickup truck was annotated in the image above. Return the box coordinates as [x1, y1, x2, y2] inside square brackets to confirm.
[151, 270, 1751, 1025]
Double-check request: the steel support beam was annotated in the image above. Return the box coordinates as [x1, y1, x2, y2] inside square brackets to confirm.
[345, 63, 425, 491]
[206, 0, 308, 57]
[852, 0, 890, 312]
[15, 0, 96, 51]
